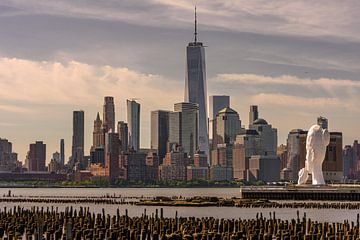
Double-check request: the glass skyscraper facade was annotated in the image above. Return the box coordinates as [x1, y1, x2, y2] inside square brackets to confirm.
[209, 95, 230, 146]
[169, 102, 199, 158]
[151, 110, 170, 161]
[127, 99, 140, 151]
[71, 110, 84, 168]
[103, 96, 115, 133]
[185, 9, 209, 158]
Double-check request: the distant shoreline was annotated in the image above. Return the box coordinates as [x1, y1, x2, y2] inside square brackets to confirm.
[0, 185, 241, 189]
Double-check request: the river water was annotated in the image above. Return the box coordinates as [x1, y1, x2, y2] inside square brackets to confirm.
[0, 187, 358, 223]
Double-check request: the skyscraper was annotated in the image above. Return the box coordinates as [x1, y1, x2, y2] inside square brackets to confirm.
[127, 99, 140, 151]
[103, 96, 115, 133]
[0, 138, 18, 171]
[28, 141, 46, 172]
[215, 107, 242, 145]
[286, 129, 308, 181]
[323, 132, 343, 182]
[209, 95, 230, 146]
[105, 132, 120, 182]
[92, 112, 104, 149]
[249, 118, 278, 156]
[117, 121, 128, 152]
[71, 110, 84, 168]
[168, 111, 181, 147]
[343, 145, 354, 179]
[209, 96, 230, 121]
[185, 7, 209, 157]
[169, 102, 199, 158]
[151, 110, 170, 161]
[60, 139, 65, 166]
[249, 105, 259, 126]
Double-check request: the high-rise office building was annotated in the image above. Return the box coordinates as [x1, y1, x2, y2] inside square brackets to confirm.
[249, 118, 277, 156]
[28, 141, 46, 172]
[285, 129, 308, 181]
[90, 147, 105, 165]
[249, 105, 259, 126]
[343, 145, 354, 179]
[52, 151, 61, 164]
[323, 132, 343, 181]
[120, 152, 148, 182]
[71, 110, 84, 168]
[233, 130, 262, 180]
[209, 95, 230, 148]
[168, 111, 181, 148]
[354, 140, 360, 178]
[0, 138, 18, 171]
[159, 144, 189, 181]
[185, 7, 209, 157]
[92, 112, 104, 149]
[215, 107, 242, 145]
[169, 102, 199, 158]
[117, 121, 129, 152]
[127, 100, 140, 151]
[60, 139, 65, 166]
[317, 116, 328, 129]
[209, 96, 231, 121]
[103, 96, 115, 133]
[343, 140, 359, 179]
[105, 132, 120, 182]
[151, 110, 170, 161]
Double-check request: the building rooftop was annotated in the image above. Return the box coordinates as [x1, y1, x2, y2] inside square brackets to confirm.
[218, 107, 237, 115]
[253, 118, 268, 125]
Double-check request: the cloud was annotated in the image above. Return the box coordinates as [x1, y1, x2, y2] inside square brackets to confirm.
[0, 104, 30, 113]
[213, 73, 360, 112]
[0, 57, 181, 107]
[0, 122, 22, 127]
[2, 0, 360, 41]
[216, 73, 360, 89]
[252, 93, 344, 108]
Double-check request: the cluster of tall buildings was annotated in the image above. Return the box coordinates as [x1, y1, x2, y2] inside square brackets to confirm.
[0, 8, 352, 184]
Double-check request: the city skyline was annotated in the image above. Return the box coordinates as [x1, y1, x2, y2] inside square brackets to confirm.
[0, 1, 359, 161]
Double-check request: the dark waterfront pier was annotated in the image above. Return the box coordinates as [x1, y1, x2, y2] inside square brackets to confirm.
[1, 206, 360, 239]
[240, 185, 360, 201]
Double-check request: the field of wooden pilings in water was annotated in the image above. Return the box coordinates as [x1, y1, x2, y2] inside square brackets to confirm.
[5, 194, 360, 209]
[1, 206, 360, 239]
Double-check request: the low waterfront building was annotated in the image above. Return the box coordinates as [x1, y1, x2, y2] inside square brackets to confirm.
[159, 145, 188, 181]
[187, 166, 209, 181]
[209, 165, 232, 181]
[248, 155, 280, 182]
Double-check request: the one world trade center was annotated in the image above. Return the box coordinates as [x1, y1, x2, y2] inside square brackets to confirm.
[185, 7, 209, 159]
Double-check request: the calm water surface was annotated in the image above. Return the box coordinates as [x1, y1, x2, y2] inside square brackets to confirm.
[1, 188, 358, 223]
[0, 187, 240, 198]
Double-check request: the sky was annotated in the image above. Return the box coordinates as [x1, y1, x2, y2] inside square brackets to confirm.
[0, 0, 360, 163]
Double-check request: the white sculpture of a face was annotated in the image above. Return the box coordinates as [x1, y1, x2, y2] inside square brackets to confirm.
[298, 124, 330, 185]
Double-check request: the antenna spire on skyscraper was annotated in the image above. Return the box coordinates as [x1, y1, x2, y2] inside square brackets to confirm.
[194, 5, 197, 43]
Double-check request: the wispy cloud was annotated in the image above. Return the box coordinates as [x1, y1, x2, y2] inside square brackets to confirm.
[0, 104, 31, 113]
[0, 122, 22, 127]
[2, 0, 360, 40]
[217, 73, 360, 88]
[252, 93, 344, 108]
